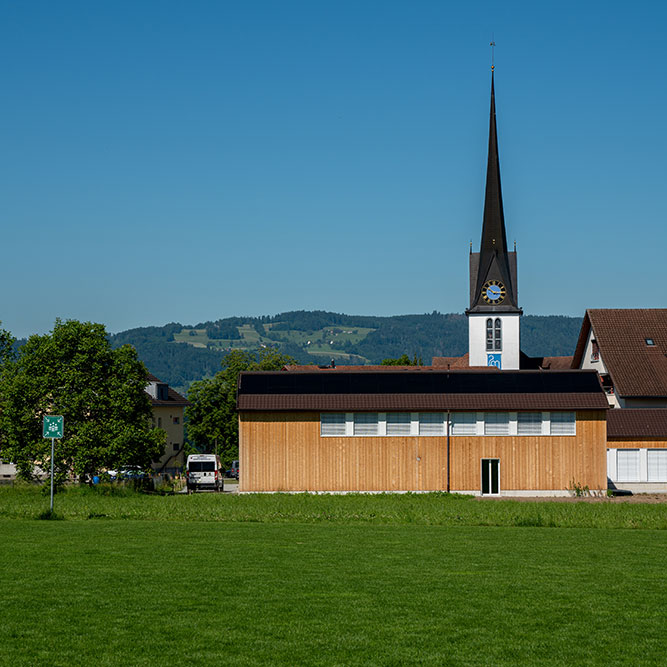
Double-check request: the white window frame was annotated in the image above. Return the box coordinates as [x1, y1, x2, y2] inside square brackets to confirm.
[451, 412, 477, 436]
[484, 412, 510, 436]
[647, 449, 667, 482]
[517, 412, 543, 435]
[494, 318, 502, 352]
[617, 449, 640, 482]
[353, 413, 379, 436]
[550, 412, 576, 436]
[386, 412, 411, 436]
[419, 413, 445, 436]
[320, 412, 346, 436]
[486, 318, 494, 352]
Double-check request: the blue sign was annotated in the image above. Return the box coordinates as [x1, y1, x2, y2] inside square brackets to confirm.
[487, 354, 502, 369]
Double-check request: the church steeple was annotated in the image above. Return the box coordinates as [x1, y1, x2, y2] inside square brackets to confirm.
[466, 68, 522, 371]
[468, 71, 520, 314]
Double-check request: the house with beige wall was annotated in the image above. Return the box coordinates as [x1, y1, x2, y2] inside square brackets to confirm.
[146, 373, 189, 475]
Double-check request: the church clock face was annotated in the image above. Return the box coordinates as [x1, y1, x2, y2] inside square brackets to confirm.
[482, 280, 506, 304]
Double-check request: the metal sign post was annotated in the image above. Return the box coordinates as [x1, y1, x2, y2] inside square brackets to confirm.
[43, 416, 64, 513]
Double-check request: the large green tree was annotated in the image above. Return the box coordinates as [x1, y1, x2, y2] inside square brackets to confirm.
[0, 322, 14, 368]
[0, 322, 16, 454]
[186, 349, 296, 464]
[0, 319, 165, 484]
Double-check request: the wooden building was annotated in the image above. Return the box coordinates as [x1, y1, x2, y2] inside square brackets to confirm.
[237, 369, 608, 495]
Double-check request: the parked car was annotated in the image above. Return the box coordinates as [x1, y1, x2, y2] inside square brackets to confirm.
[108, 466, 145, 481]
[186, 454, 223, 493]
[226, 460, 239, 480]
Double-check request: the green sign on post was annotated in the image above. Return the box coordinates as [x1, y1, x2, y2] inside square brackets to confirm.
[43, 416, 64, 513]
[43, 415, 64, 439]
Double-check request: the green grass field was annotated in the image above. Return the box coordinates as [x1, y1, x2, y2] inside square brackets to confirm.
[1, 488, 665, 665]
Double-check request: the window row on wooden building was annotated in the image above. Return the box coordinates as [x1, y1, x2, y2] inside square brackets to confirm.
[320, 411, 576, 437]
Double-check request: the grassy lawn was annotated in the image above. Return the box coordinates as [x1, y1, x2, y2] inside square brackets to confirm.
[1, 489, 665, 665]
[2, 486, 666, 528]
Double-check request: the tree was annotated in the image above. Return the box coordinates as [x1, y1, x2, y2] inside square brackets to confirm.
[381, 354, 423, 366]
[0, 321, 14, 368]
[0, 319, 165, 484]
[0, 322, 16, 455]
[186, 349, 296, 464]
[186, 372, 235, 463]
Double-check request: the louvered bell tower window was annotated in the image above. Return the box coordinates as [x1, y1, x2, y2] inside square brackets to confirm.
[486, 318, 502, 351]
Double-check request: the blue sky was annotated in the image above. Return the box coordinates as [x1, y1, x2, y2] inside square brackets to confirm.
[2, 1, 666, 339]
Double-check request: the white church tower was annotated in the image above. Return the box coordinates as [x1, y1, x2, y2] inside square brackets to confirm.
[466, 70, 522, 370]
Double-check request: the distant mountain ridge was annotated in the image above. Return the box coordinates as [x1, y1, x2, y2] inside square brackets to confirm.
[109, 310, 582, 393]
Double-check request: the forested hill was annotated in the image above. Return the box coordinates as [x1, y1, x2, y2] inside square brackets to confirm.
[109, 311, 583, 393]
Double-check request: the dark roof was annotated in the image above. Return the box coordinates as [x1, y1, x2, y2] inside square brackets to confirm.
[572, 309, 667, 397]
[519, 353, 574, 370]
[607, 409, 667, 439]
[237, 369, 608, 412]
[146, 373, 189, 407]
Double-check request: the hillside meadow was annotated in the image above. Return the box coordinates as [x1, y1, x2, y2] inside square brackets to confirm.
[1, 487, 665, 665]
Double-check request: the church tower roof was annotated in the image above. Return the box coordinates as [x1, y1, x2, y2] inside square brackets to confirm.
[467, 70, 521, 314]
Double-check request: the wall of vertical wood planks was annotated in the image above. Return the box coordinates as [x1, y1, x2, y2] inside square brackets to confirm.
[238, 411, 607, 493]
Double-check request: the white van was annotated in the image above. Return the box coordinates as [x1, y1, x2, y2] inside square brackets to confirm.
[186, 454, 223, 493]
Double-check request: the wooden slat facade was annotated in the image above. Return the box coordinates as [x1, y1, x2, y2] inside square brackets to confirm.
[238, 411, 607, 493]
[608, 438, 667, 449]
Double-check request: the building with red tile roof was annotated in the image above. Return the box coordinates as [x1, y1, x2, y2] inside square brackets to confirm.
[571, 309, 667, 492]
[572, 309, 667, 407]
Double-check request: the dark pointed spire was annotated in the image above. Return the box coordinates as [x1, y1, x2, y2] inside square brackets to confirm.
[479, 72, 509, 266]
[467, 71, 520, 313]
